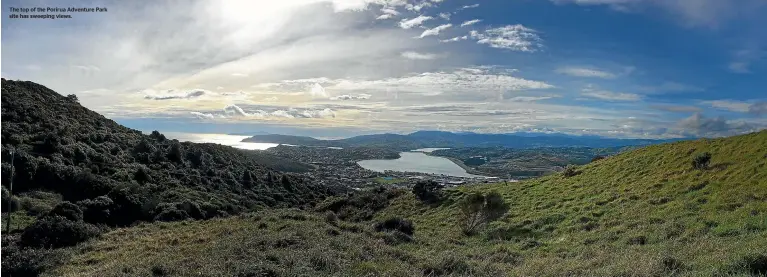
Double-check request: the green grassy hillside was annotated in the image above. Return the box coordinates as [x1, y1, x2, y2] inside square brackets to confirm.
[42, 131, 767, 276]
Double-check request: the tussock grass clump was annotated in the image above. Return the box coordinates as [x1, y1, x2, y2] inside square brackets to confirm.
[421, 254, 472, 276]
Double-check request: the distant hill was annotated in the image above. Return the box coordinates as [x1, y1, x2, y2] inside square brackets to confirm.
[46, 130, 767, 276]
[242, 130, 683, 150]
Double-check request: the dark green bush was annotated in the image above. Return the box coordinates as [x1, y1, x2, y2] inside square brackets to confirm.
[374, 217, 414, 235]
[173, 200, 204, 219]
[46, 201, 83, 222]
[20, 215, 101, 248]
[1, 242, 68, 277]
[692, 152, 711, 170]
[77, 196, 114, 224]
[412, 180, 443, 203]
[316, 189, 393, 222]
[153, 203, 190, 222]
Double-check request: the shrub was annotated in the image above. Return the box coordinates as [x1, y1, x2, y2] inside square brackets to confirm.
[374, 217, 414, 235]
[66, 94, 79, 102]
[178, 200, 204, 220]
[692, 152, 711, 170]
[459, 191, 509, 235]
[77, 196, 114, 224]
[562, 164, 580, 177]
[1, 244, 68, 277]
[46, 201, 83, 222]
[153, 204, 190, 222]
[20, 215, 101, 248]
[412, 180, 443, 203]
[315, 189, 392, 222]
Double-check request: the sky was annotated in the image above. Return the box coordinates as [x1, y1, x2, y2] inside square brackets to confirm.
[2, 0, 766, 139]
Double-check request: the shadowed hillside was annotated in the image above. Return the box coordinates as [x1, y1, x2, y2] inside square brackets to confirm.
[0, 79, 343, 275]
[40, 130, 767, 276]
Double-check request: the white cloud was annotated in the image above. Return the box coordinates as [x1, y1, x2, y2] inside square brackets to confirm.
[728, 62, 750, 73]
[638, 81, 703, 94]
[330, 93, 373, 100]
[401, 51, 438, 60]
[650, 104, 702, 113]
[327, 68, 554, 96]
[460, 19, 482, 27]
[224, 104, 254, 117]
[299, 108, 337, 118]
[72, 65, 101, 73]
[406, 2, 433, 12]
[190, 111, 216, 119]
[271, 110, 295, 118]
[143, 89, 209, 100]
[470, 25, 542, 52]
[381, 7, 399, 15]
[375, 5, 402, 20]
[678, 112, 757, 137]
[418, 24, 452, 38]
[399, 15, 433, 29]
[556, 67, 617, 79]
[440, 35, 468, 43]
[749, 102, 767, 115]
[728, 49, 766, 74]
[3, 0, 432, 103]
[507, 96, 557, 102]
[310, 83, 329, 98]
[438, 12, 451, 20]
[459, 4, 480, 10]
[581, 87, 641, 101]
[263, 96, 279, 102]
[199, 104, 338, 120]
[702, 100, 752, 112]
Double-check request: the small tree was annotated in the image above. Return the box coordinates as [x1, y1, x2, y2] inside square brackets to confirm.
[412, 180, 443, 203]
[149, 130, 166, 142]
[459, 191, 509, 235]
[692, 152, 711, 170]
[66, 94, 79, 103]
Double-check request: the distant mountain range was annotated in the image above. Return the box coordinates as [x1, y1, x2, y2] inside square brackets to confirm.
[242, 130, 685, 150]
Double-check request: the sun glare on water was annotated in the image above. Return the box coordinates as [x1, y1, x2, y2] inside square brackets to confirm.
[161, 132, 278, 150]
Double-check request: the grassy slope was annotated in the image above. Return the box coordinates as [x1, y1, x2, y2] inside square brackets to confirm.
[50, 131, 767, 276]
